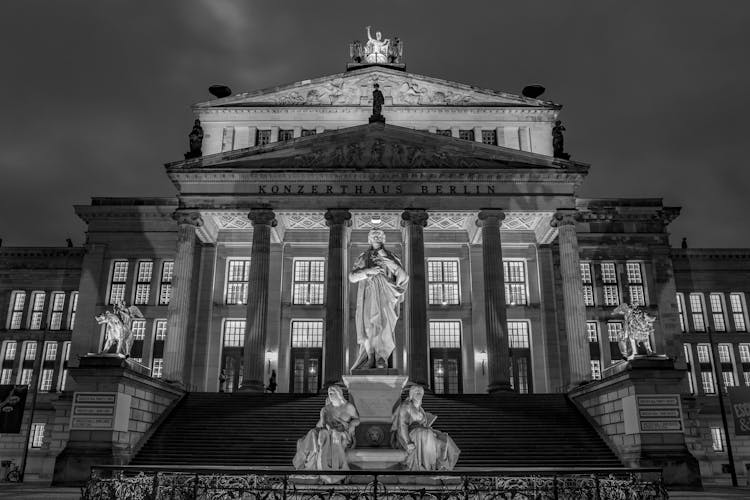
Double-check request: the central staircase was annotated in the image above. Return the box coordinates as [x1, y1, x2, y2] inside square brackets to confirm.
[131, 392, 621, 468]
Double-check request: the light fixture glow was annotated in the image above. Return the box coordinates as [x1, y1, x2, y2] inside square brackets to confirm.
[370, 215, 382, 225]
[478, 350, 488, 375]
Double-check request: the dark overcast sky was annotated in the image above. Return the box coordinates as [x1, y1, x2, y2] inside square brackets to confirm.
[2, 1, 749, 247]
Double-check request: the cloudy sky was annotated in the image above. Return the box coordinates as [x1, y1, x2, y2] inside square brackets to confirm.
[1, 1, 749, 247]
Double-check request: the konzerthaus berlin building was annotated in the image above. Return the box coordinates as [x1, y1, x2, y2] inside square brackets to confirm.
[1, 49, 749, 486]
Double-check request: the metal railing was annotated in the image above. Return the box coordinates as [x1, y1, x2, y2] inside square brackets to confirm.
[82, 465, 668, 500]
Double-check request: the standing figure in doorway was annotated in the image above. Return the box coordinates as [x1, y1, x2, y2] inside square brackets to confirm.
[349, 229, 408, 370]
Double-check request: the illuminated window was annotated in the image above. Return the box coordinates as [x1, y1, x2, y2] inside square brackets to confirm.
[684, 343, 695, 394]
[4, 342, 17, 360]
[291, 320, 323, 348]
[301, 129, 317, 137]
[134, 261, 153, 305]
[9, 291, 26, 330]
[159, 261, 174, 305]
[278, 129, 294, 141]
[503, 260, 527, 305]
[0, 369, 11, 384]
[44, 343, 57, 361]
[591, 360, 602, 380]
[718, 344, 732, 363]
[701, 372, 716, 395]
[131, 320, 146, 340]
[49, 292, 65, 330]
[68, 291, 79, 330]
[59, 342, 71, 391]
[697, 344, 715, 394]
[627, 262, 646, 307]
[581, 262, 594, 306]
[690, 293, 706, 332]
[507, 321, 530, 349]
[226, 259, 251, 305]
[29, 292, 46, 330]
[718, 344, 736, 391]
[109, 261, 129, 304]
[709, 293, 727, 332]
[730, 293, 748, 332]
[458, 129, 475, 141]
[601, 262, 619, 306]
[711, 427, 726, 452]
[740, 344, 750, 363]
[154, 320, 167, 341]
[20, 368, 33, 385]
[152, 358, 163, 378]
[30, 423, 45, 448]
[292, 259, 325, 305]
[607, 322, 623, 342]
[515, 358, 529, 394]
[429, 321, 462, 348]
[24, 342, 37, 360]
[435, 129, 451, 136]
[481, 130, 497, 145]
[223, 320, 246, 347]
[427, 260, 459, 305]
[39, 369, 54, 392]
[256, 129, 271, 146]
[676, 293, 687, 333]
[587, 322, 599, 342]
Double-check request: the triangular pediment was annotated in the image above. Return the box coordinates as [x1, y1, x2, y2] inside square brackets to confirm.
[169, 123, 585, 171]
[195, 66, 558, 108]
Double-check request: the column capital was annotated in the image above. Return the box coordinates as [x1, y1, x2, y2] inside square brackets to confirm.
[324, 209, 352, 227]
[172, 211, 204, 227]
[248, 208, 277, 227]
[551, 209, 580, 228]
[476, 209, 506, 227]
[401, 209, 429, 227]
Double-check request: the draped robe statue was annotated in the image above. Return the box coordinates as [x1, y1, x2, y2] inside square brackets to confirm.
[349, 229, 408, 370]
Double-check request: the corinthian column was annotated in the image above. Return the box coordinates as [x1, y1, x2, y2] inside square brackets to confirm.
[323, 209, 351, 388]
[241, 208, 277, 392]
[401, 209, 429, 387]
[552, 209, 590, 387]
[477, 210, 512, 393]
[163, 211, 202, 384]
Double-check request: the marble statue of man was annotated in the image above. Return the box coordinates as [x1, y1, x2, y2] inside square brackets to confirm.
[349, 229, 408, 370]
[365, 26, 390, 63]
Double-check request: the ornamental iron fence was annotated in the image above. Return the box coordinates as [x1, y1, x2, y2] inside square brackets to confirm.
[82, 466, 668, 500]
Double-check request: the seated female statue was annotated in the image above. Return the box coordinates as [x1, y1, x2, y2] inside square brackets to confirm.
[293, 385, 360, 472]
[391, 385, 460, 471]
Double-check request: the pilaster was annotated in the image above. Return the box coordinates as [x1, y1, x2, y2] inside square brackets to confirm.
[69, 243, 107, 370]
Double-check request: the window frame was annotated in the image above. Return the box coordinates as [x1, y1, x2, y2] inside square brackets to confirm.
[8, 290, 26, 330]
[689, 293, 707, 332]
[29, 291, 46, 330]
[291, 258, 326, 306]
[49, 291, 66, 330]
[109, 260, 129, 305]
[225, 259, 251, 305]
[503, 259, 528, 306]
[729, 292, 748, 332]
[427, 258, 460, 306]
[158, 261, 174, 305]
[290, 319, 324, 348]
[134, 260, 154, 306]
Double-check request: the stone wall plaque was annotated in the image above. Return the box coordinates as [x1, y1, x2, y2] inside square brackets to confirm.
[69, 392, 131, 432]
[623, 394, 684, 434]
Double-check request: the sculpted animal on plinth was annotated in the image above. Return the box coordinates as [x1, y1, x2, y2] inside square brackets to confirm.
[613, 303, 656, 359]
[94, 301, 144, 357]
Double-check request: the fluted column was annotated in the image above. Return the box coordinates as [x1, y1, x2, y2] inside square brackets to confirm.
[241, 208, 277, 392]
[477, 209, 512, 393]
[401, 209, 429, 387]
[552, 209, 590, 387]
[163, 212, 203, 384]
[323, 209, 351, 388]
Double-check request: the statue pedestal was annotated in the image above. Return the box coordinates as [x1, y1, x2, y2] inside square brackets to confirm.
[343, 374, 408, 469]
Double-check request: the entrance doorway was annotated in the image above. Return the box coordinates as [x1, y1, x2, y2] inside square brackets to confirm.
[221, 348, 243, 392]
[290, 348, 322, 393]
[430, 349, 461, 394]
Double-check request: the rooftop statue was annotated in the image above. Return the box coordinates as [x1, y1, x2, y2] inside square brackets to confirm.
[184, 119, 203, 159]
[349, 229, 408, 370]
[613, 303, 656, 359]
[391, 385, 460, 471]
[552, 120, 570, 160]
[94, 300, 144, 358]
[365, 26, 390, 64]
[369, 83, 385, 123]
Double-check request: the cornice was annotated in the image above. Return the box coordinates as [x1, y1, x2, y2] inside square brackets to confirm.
[671, 249, 750, 260]
[197, 107, 558, 115]
[0, 247, 85, 259]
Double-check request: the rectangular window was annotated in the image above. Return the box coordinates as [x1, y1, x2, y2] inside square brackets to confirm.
[291, 320, 324, 348]
[30, 423, 45, 448]
[292, 259, 325, 305]
[701, 371, 716, 395]
[24, 342, 37, 360]
[676, 293, 687, 333]
[39, 369, 54, 392]
[481, 130, 497, 145]
[601, 262, 617, 283]
[697, 344, 716, 394]
[29, 292, 46, 330]
[131, 320, 146, 340]
[159, 261, 174, 305]
[109, 261, 129, 304]
[730, 293, 748, 332]
[591, 360, 602, 380]
[427, 260, 460, 306]
[256, 129, 271, 146]
[710, 293, 727, 332]
[458, 129, 475, 141]
[152, 358, 163, 378]
[629, 285, 646, 307]
[0, 369, 12, 385]
[601, 262, 619, 306]
[9, 291, 26, 330]
[226, 259, 251, 305]
[503, 260, 527, 306]
[20, 368, 33, 385]
[49, 292, 65, 330]
[429, 321, 462, 348]
[4, 342, 17, 360]
[44, 343, 57, 361]
[68, 291, 79, 330]
[690, 293, 706, 332]
[581, 262, 595, 306]
[223, 320, 246, 347]
[607, 322, 623, 342]
[587, 322, 599, 342]
[516, 358, 529, 394]
[603, 286, 619, 306]
[154, 320, 167, 341]
[626, 262, 645, 305]
[301, 129, 317, 137]
[278, 129, 294, 141]
[134, 261, 153, 305]
[507, 321, 530, 349]
[711, 427, 726, 452]
[436, 129, 451, 136]
[740, 344, 750, 363]
[718, 343, 736, 391]
[684, 343, 695, 394]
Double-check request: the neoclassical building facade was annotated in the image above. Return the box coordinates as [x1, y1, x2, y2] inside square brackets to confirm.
[1, 61, 749, 484]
